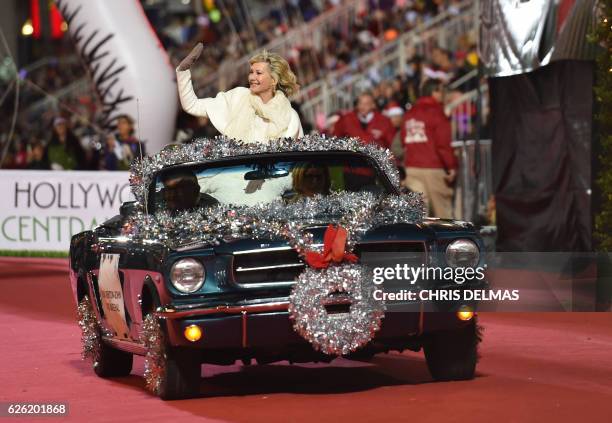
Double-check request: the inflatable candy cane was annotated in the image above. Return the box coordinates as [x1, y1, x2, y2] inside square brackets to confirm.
[55, 0, 178, 153]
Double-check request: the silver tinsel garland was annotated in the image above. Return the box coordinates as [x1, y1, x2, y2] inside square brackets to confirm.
[289, 264, 385, 355]
[129, 135, 401, 205]
[125, 191, 424, 252]
[77, 296, 102, 363]
[141, 314, 166, 395]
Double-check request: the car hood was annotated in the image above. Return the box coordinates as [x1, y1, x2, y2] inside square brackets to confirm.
[200, 222, 434, 255]
[168, 217, 476, 254]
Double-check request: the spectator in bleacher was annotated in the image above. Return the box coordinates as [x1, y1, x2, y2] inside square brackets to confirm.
[332, 92, 396, 150]
[450, 42, 479, 92]
[115, 114, 145, 160]
[10, 141, 29, 169]
[26, 141, 49, 170]
[44, 117, 86, 170]
[375, 80, 396, 110]
[383, 102, 405, 163]
[424, 47, 453, 83]
[400, 79, 456, 219]
[102, 134, 126, 171]
[404, 55, 425, 106]
[192, 115, 221, 140]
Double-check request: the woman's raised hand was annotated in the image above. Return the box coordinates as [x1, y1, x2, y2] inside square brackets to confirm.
[177, 43, 203, 71]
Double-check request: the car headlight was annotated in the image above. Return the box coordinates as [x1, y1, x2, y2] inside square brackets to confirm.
[445, 239, 480, 268]
[170, 258, 205, 293]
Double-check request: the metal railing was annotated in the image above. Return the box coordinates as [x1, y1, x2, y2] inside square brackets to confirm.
[452, 139, 492, 222]
[196, 0, 364, 96]
[296, 0, 478, 127]
[446, 82, 489, 141]
[24, 77, 91, 116]
[19, 54, 88, 116]
[447, 68, 478, 91]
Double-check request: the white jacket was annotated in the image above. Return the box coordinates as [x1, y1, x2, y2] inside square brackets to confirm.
[176, 68, 303, 142]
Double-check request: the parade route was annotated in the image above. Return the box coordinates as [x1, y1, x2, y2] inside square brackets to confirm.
[0, 258, 610, 422]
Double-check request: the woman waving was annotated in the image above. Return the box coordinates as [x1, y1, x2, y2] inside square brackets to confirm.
[176, 43, 303, 143]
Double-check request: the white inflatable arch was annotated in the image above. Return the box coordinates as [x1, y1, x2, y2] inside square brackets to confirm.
[56, 0, 178, 153]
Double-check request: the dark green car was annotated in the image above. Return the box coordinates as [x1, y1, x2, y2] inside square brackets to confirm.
[70, 137, 486, 400]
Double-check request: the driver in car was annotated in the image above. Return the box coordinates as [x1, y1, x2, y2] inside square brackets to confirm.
[161, 168, 217, 214]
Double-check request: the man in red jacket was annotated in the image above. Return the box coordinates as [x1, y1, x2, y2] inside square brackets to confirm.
[333, 92, 396, 149]
[401, 80, 457, 219]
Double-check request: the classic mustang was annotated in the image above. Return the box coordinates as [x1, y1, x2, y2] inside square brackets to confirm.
[69, 136, 486, 400]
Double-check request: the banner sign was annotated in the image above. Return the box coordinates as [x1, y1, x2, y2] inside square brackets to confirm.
[0, 170, 132, 252]
[98, 253, 131, 339]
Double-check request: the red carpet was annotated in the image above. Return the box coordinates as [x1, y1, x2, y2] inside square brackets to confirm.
[0, 257, 611, 422]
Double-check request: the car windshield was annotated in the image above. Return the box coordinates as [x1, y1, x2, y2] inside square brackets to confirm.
[150, 153, 393, 214]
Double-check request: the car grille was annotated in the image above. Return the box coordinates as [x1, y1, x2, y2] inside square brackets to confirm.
[231, 247, 305, 286]
[355, 242, 426, 265]
[357, 242, 428, 289]
[231, 242, 426, 287]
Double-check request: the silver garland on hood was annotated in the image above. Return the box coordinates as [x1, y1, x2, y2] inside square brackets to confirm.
[123, 192, 422, 356]
[129, 135, 401, 205]
[141, 314, 166, 395]
[289, 264, 385, 355]
[77, 296, 102, 363]
[124, 191, 424, 252]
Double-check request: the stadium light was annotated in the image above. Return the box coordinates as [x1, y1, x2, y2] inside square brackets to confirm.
[21, 20, 34, 36]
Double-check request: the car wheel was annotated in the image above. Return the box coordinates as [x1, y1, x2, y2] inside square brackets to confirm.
[93, 341, 134, 377]
[424, 319, 480, 381]
[158, 348, 201, 400]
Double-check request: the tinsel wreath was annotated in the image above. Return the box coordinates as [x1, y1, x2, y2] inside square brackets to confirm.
[289, 264, 385, 355]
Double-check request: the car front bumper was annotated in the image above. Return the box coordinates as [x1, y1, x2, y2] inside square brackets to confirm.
[157, 299, 473, 350]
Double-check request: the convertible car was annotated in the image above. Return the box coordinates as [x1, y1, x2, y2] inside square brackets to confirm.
[69, 136, 486, 400]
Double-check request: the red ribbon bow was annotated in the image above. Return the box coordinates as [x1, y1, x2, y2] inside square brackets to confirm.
[304, 224, 358, 269]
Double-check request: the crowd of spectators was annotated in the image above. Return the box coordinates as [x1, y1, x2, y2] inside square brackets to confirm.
[0, 52, 95, 169]
[0, 0, 480, 174]
[174, 0, 468, 91]
[1, 110, 144, 171]
[0, 36, 146, 170]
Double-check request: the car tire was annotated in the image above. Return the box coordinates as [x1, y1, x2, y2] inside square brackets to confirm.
[424, 319, 480, 381]
[158, 348, 201, 400]
[93, 341, 133, 377]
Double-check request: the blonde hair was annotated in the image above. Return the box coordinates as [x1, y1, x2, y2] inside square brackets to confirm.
[249, 50, 299, 97]
[292, 163, 330, 196]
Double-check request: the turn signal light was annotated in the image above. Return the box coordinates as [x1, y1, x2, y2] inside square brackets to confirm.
[184, 324, 202, 342]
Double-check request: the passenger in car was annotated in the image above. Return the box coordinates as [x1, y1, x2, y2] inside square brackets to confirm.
[291, 163, 331, 199]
